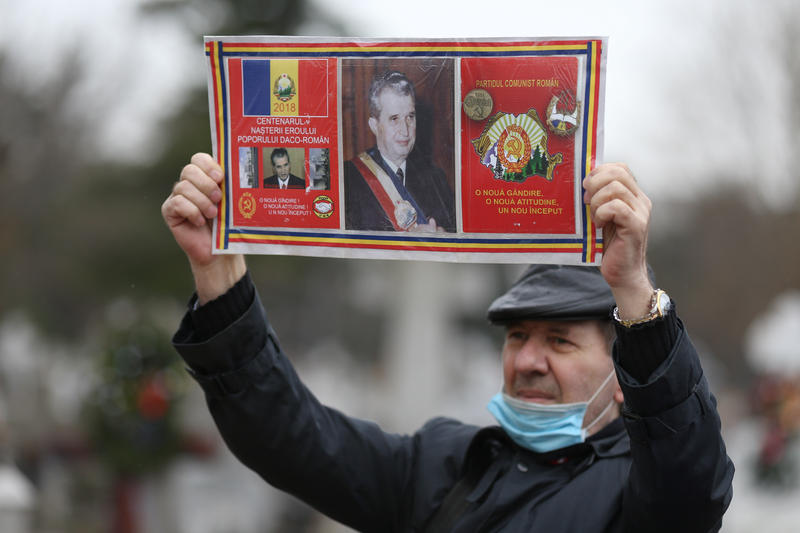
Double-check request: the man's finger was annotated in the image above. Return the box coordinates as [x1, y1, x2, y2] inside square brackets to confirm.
[171, 179, 219, 220]
[593, 198, 639, 229]
[588, 180, 641, 221]
[583, 163, 638, 202]
[179, 163, 223, 204]
[162, 193, 207, 228]
[190, 152, 224, 184]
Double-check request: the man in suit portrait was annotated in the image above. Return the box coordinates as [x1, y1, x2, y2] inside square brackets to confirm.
[344, 71, 455, 232]
[264, 147, 305, 189]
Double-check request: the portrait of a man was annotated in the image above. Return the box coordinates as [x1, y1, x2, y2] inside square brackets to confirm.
[263, 147, 305, 189]
[342, 61, 455, 232]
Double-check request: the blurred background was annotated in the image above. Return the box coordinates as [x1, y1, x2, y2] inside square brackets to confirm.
[0, 0, 798, 531]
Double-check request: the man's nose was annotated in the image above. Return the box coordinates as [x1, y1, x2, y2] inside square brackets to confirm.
[514, 339, 550, 375]
[399, 118, 411, 137]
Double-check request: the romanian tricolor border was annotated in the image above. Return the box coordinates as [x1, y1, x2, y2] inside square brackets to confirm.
[204, 36, 607, 264]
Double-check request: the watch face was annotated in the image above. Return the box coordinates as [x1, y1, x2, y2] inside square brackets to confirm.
[657, 291, 672, 313]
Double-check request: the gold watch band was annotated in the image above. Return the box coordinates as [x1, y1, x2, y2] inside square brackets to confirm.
[613, 289, 670, 328]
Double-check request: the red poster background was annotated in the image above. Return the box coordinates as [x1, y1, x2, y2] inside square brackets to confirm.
[227, 58, 341, 229]
[460, 56, 579, 234]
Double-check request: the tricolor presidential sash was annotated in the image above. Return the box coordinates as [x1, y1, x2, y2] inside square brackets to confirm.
[352, 152, 419, 231]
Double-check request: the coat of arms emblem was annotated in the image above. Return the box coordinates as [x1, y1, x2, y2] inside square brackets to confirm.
[273, 73, 297, 102]
[472, 109, 563, 183]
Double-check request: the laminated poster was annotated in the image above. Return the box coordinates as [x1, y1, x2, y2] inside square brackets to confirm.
[205, 36, 607, 264]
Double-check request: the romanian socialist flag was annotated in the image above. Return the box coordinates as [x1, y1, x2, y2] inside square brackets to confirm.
[241, 59, 329, 117]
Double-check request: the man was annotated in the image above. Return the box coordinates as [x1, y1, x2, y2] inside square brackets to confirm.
[344, 71, 455, 232]
[162, 155, 733, 532]
[263, 147, 305, 189]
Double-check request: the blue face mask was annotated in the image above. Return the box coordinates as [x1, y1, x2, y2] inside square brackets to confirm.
[487, 370, 617, 453]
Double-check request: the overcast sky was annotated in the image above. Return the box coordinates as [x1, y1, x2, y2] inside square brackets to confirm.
[1, 0, 795, 208]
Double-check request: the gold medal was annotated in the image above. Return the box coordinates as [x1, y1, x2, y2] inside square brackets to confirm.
[394, 200, 417, 230]
[463, 89, 493, 121]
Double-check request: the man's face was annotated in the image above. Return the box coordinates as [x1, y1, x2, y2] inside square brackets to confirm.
[501, 319, 622, 433]
[368, 89, 416, 167]
[273, 155, 291, 179]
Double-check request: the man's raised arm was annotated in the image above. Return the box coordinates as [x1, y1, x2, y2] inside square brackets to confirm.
[583, 162, 653, 315]
[161, 152, 246, 303]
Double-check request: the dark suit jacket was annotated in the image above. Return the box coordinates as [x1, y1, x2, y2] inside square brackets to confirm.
[344, 147, 455, 232]
[264, 174, 305, 189]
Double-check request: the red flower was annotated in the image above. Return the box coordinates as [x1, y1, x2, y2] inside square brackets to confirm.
[136, 374, 170, 420]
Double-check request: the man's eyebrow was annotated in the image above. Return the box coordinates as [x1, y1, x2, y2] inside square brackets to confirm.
[551, 320, 588, 333]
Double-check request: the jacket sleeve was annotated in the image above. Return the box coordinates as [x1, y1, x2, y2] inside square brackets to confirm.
[173, 284, 418, 533]
[613, 312, 734, 533]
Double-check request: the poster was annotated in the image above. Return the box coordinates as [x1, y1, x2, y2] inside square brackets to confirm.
[205, 36, 607, 264]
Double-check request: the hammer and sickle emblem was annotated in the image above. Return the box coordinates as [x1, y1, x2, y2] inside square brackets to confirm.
[505, 136, 523, 160]
[238, 192, 257, 219]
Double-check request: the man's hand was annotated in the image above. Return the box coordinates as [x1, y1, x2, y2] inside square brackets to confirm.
[408, 217, 445, 233]
[161, 153, 246, 304]
[583, 163, 654, 320]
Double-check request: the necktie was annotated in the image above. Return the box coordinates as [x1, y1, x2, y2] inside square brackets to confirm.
[281, 182, 286, 189]
[396, 167, 404, 185]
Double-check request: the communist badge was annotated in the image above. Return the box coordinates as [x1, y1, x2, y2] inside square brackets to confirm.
[472, 109, 562, 183]
[546, 90, 581, 136]
[238, 192, 257, 219]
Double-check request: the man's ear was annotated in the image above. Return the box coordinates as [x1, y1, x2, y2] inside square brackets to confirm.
[368, 116, 378, 136]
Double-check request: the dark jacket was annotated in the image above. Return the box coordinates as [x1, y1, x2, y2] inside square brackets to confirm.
[343, 146, 456, 232]
[264, 173, 305, 189]
[173, 277, 733, 532]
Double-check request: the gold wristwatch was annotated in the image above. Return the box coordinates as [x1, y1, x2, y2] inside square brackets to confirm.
[613, 289, 672, 327]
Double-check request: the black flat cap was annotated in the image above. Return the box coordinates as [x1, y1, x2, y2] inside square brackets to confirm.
[487, 265, 615, 323]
